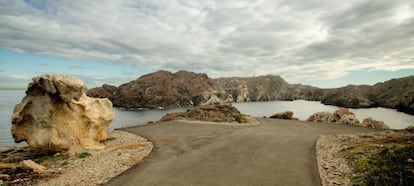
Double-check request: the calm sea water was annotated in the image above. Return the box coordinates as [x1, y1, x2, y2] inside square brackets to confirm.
[1, 90, 413, 147]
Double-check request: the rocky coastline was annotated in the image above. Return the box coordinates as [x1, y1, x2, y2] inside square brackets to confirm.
[88, 70, 414, 115]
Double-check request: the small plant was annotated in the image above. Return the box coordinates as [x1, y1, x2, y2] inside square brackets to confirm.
[60, 160, 69, 166]
[34, 156, 48, 164]
[78, 152, 91, 158]
[106, 137, 116, 141]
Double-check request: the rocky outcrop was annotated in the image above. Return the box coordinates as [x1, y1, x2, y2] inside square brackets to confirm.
[160, 105, 250, 123]
[11, 75, 114, 155]
[87, 84, 116, 100]
[360, 117, 390, 130]
[106, 70, 231, 109]
[269, 111, 298, 120]
[307, 108, 360, 125]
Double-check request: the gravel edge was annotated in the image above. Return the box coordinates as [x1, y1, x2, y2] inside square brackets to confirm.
[316, 134, 352, 186]
[36, 130, 153, 186]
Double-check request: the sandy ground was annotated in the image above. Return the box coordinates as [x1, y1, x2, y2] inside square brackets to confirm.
[105, 118, 380, 186]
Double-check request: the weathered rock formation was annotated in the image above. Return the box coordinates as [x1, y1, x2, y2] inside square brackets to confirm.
[307, 108, 390, 129]
[103, 70, 231, 109]
[269, 111, 298, 120]
[160, 105, 250, 123]
[360, 117, 390, 130]
[11, 75, 114, 155]
[307, 108, 360, 125]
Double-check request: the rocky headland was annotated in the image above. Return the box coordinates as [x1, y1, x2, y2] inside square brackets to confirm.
[88, 70, 414, 115]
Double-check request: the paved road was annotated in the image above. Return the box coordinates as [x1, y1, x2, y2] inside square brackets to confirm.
[105, 119, 379, 186]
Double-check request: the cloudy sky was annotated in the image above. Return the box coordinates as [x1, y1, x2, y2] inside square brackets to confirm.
[0, 0, 413, 89]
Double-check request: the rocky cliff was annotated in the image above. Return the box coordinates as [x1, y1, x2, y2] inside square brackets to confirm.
[215, 75, 323, 102]
[98, 70, 231, 109]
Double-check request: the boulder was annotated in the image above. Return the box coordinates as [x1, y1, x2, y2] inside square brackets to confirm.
[334, 108, 359, 125]
[160, 105, 250, 123]
[11, 74, 114, 155]
[405, 125, 414, 133]
[306, 112, 335, 123]
[361, 117, 390, 130]
[307, 108, 359, 125]
[269, 111, 297, 120]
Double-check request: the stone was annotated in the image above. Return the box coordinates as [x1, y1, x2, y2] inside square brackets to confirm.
[361, 117, 390, 130]
[20, 159, 46, 173]
[269, 111, 295, 120]
[11, 74, 114, 155]
[405, 125, 414, 133]
[0, 174, 10, 179]
[0, 163, 18, 169]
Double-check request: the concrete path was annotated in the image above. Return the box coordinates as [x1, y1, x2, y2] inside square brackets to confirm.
[105, 119, 379, 186]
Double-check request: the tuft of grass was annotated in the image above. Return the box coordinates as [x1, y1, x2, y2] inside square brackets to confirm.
[106, 137, 116, 141]
[78, 152, 91, 158]
[60, 160, 69, 166]
[34, 156, 48, 164]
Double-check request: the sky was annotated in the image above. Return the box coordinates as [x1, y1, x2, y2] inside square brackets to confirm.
[0, 0, 413, 89]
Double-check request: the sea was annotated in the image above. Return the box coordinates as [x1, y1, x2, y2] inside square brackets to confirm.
[1, 90, 413, 147]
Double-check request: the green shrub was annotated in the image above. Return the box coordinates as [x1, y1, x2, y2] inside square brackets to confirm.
[78, 152, 91, 158]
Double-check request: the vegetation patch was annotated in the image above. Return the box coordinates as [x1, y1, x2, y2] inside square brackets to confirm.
[340, 134, 414, 186]
[78, 152, 91, 159]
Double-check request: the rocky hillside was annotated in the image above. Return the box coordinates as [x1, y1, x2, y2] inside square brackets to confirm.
[322, 76, 414, 114]
[215, 75, 323, 102]
[90, 70, 231, 109]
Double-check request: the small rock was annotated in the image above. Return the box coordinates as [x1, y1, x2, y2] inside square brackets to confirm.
[0, 174, 10, 179]
[405, 125, 414, 133]
[20, 159, 46, 173]
[0, 162, 18, 169]
[269, 111, 294, 120]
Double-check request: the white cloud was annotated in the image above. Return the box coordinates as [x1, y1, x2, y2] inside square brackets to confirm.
[0, 0, 413, 83]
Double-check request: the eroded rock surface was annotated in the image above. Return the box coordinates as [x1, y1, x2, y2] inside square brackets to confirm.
[11, 74, 114, 155]
[160, 105, 250, 123]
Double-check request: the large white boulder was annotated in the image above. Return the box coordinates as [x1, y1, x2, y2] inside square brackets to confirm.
[11, 74, 114, 155]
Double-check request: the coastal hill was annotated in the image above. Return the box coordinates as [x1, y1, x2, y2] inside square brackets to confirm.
[87, 70, 414, 115]
[88, 70, 231, 109]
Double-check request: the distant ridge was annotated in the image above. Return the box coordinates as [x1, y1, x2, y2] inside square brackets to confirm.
[88, 71, 414, 115]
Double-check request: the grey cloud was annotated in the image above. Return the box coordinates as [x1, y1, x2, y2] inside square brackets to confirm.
[0, 0, 413, 83]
